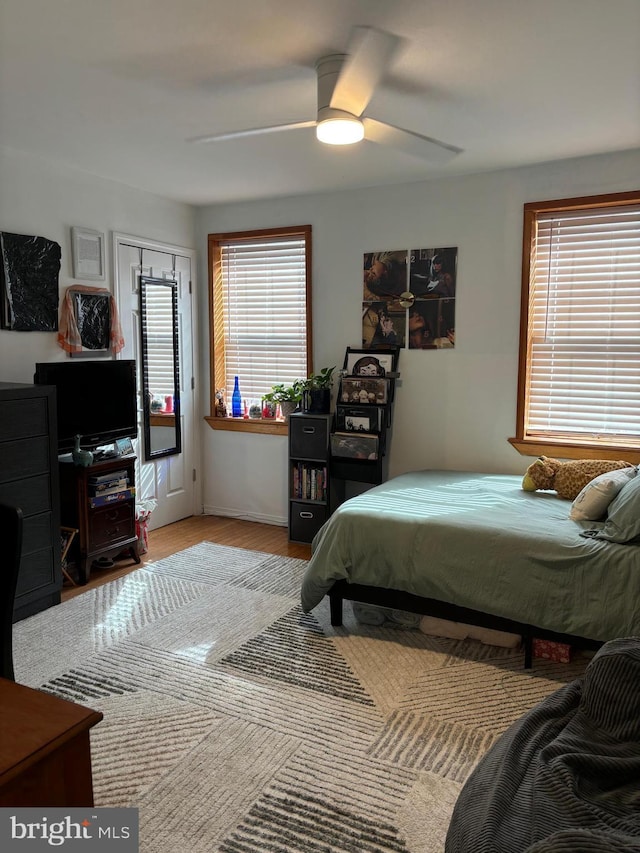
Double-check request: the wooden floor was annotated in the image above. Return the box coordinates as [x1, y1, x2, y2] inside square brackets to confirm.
[62, 515, 312, 602]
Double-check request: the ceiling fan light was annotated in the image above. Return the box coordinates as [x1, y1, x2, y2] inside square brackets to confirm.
[316, 117, 364, 145]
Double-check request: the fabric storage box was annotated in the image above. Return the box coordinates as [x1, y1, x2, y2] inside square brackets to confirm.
[533, 638, 572, 663]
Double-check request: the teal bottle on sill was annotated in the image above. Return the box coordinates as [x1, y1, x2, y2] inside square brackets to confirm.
[232, 375, 242, 418]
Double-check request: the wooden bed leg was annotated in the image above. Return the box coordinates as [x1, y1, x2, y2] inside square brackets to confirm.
[523, 633, 533, 669]
[329, 594, 343, 626]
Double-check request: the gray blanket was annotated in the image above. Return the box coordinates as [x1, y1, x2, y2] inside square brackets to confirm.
[445, 638, 640, 852]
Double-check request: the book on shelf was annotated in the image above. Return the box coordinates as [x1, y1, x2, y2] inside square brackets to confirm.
[89, 477, 129, 495]
[88, 469, 128, 485]
[292, 463, 327, 501]
[89, 487, 136, 508]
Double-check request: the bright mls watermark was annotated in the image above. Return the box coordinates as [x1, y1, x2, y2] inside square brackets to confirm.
[0, 809, 138, 851]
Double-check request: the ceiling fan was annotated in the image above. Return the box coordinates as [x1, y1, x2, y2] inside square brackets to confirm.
[190, 27, 462, 164]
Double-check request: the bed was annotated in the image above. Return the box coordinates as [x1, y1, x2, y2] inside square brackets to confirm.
[300, 470, 640, 666]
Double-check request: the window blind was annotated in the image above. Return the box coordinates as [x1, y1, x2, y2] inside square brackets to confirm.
[526, 203, 640, 443]
[219, 234, 308, 402]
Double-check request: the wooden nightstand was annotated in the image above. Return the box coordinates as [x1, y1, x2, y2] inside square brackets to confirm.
[0, 678, 103, 807]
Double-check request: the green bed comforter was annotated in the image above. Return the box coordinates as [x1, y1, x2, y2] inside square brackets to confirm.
[300, 470, 640, 641]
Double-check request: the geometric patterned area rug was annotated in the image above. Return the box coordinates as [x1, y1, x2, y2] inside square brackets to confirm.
[13, 542, 591, 853]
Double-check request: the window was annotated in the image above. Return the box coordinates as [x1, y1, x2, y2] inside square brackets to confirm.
[511, 190, 640, 463]
[207, 225, 312, 434]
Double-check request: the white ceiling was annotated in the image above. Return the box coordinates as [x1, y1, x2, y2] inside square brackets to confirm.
[1, 0, 638, 207]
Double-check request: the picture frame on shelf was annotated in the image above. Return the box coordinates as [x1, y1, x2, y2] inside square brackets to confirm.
[71, 226, 105, 281]
[331, 431, 379, 460]
[339, 376, 388, 406]
[335, 405, 382, 433]
[343, 346, 399, 376]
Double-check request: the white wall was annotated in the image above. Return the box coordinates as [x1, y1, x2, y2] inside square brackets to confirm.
[196, 148, 640, 525]
[2, 144, 638, 529]
[0, 146, 196, 383]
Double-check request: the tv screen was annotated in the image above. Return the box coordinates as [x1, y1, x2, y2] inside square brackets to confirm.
[34, 360, 138, 453]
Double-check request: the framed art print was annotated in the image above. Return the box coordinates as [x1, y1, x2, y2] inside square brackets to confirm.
[339, 376, 388, 406]
[335, 405, 382, 433]
[331, 431, 379, 460]
[71, 226, 105, 281]
[344, 346, 399, 376]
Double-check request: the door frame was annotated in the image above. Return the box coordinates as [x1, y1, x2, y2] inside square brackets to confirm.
[113, 231, 200, 522]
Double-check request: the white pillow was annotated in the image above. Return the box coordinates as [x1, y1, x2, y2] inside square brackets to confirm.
[570, 466, 637, 521]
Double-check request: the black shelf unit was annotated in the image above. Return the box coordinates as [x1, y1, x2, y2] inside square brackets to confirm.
[330, 346, 400, 492]
[288, 412, 332, 544]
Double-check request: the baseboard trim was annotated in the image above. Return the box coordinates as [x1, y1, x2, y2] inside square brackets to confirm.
[203, 504, 287, 527]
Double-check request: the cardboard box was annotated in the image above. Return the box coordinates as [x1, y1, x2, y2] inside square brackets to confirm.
[533, 638, 572, 663]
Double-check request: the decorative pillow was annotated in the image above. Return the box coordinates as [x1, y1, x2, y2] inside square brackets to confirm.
[570, 467, 637, 521]
[583, 471, 640, 543]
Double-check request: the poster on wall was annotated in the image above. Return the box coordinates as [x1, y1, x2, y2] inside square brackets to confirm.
[362, 300, 406, 349]
[363, 250, 408, 301]
[361, 246, 457, 350]
[0, 231, 61, 331]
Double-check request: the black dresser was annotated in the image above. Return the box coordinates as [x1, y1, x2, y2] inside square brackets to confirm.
[0, 383, 62, 619]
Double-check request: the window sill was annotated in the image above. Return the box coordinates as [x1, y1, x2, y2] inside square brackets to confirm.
[150, 413, 176, 427]
[205, 416, 288, 436]
[508, 437, 640, 465]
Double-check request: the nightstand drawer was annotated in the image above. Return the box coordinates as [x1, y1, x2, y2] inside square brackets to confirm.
[289, 501, 328, 543]
[88, 501, 135, 550]
[290, 415, 330, 459]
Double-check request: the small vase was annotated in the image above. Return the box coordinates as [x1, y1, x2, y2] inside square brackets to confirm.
[72, 434, 94, 467]
[279, 401, 298, 420]
[232, 375, 242, 418]
[262, 401, 276, 419]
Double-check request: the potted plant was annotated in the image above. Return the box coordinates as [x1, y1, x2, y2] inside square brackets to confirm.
[302, 366, 336, 414]
[263, 379, 305, 420]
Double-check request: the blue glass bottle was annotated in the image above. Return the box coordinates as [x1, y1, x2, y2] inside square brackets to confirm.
[232, 375, 242, 418]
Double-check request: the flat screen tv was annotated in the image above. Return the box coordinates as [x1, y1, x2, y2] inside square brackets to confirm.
[34, 359, 138, 453]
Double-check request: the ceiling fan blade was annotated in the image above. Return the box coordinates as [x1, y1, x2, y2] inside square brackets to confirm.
[362, 117, 463, 164]
[188, 120, 316, 144]
[330, 27, 400, 117]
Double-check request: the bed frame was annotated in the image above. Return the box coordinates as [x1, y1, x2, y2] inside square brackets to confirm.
[328, 580, 603, 668]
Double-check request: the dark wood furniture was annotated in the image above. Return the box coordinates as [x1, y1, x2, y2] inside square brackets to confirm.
[288, 412, 332, 544]
[0, 678, 103, 806]
[0, 383, 62, 620]
[59, 455, 140, 585]
[0, 504, 23, 680]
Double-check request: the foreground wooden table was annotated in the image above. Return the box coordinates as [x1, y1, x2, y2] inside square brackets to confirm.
[0, 678, 103, 806]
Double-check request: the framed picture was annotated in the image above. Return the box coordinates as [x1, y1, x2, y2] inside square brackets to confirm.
[339, 376, 388, 406]
[331, 431, 379, 460]
[71, 289, 111, 350]
[335, 405, 382, 433]
[116, 437, 134, 456]
[344, 346, 399, 376]
[71, 226, 105, 280]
